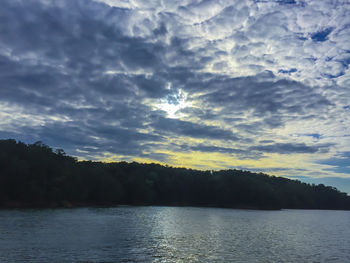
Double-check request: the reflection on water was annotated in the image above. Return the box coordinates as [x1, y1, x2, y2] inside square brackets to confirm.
[0, 206, 349, 262]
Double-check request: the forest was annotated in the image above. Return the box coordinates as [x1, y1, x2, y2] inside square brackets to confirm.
[1, 139, 349, 210]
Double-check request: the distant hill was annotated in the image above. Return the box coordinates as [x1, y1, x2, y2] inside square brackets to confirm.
[1, 139, 350, 210]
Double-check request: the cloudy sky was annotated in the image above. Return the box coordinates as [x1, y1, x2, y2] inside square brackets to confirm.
[1, 0, 350, 191]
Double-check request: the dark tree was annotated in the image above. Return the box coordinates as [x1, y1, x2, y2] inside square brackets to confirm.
[0, 139, 349, 210]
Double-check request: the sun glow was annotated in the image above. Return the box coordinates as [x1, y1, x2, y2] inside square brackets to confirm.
[157, 89, 190, 118]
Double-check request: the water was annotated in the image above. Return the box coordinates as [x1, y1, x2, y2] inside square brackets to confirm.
[0, 207, 349, 263]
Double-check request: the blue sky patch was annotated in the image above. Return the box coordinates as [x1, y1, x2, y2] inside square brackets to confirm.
[318, 152, 350, 175]
[322, 72, 345, 79]
[277, 0, 296, 4]
[338, 57, 350, 69]
[290, 176, 350, 194]
[311, 28, 334, 42]
[307, 133, 321, 139]
[278, 68, 297, 74]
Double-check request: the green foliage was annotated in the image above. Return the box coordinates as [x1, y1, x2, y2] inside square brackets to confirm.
[0, 139, 349, 210]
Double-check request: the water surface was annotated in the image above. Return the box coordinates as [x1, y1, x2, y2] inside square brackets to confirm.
[0, 206, 349, 262]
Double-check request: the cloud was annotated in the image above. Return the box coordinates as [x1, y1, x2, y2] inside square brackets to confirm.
[250, 142, 332, 154]
[150, 115, 240, 141]
[0, 0, 350, 189]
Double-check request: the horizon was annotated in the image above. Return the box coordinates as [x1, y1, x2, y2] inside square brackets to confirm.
[1, 0, 350, 194]
[4, 138, 350, 195]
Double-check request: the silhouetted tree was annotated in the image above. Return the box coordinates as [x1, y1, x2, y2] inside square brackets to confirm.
[0, 139, 349, 210]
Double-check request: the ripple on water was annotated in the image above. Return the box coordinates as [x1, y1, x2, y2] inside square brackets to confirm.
[0, 207, 349, 262]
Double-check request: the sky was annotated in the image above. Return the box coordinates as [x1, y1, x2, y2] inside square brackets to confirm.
[1, 0, 350, 192]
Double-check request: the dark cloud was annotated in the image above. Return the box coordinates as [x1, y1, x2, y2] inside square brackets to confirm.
[182, 74, 332, 137]
[153, 23, 168, 37]
[200, 76, 330, 117]
[150, 115, 240, 141]
[187, 144, 263, 160]
[250, 143, 332, 154]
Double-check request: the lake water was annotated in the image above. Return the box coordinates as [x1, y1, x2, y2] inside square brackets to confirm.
[0, 206, 349, 263]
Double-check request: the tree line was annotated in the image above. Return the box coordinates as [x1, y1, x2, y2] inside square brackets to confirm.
[1, 139, 349, 210]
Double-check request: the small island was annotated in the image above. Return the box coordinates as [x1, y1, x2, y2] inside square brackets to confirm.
[1, 139, 349, 210]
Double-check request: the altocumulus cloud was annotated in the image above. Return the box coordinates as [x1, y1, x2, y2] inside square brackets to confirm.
[0, 0, 350, 190]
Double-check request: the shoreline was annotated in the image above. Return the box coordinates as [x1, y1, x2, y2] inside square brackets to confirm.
[4, 202, 349, 211]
